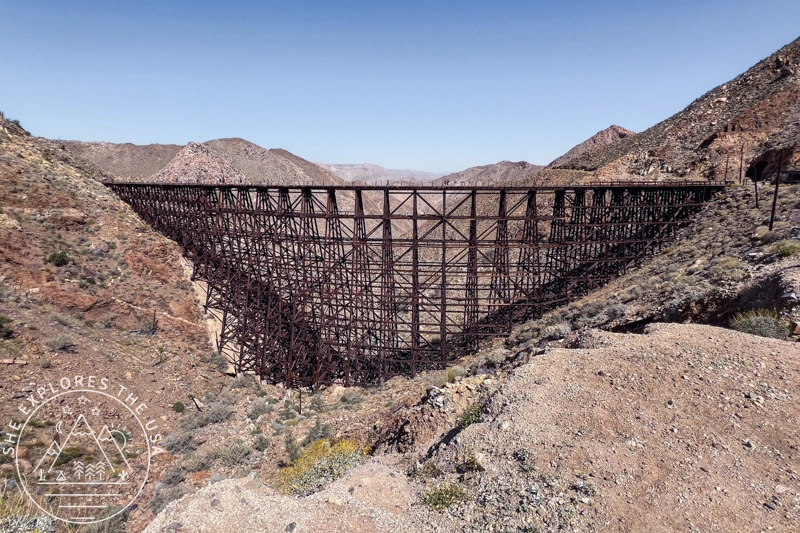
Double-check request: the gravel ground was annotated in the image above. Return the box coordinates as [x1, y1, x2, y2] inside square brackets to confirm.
[143, 322, 800, 532]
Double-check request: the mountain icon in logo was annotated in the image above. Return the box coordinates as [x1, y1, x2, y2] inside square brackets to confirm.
[32, 414, 132, 483]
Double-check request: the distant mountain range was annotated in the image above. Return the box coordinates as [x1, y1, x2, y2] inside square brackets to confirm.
[317, 163, 445, 184]
[60, 125, 637, 189]
[62, 138, 343, 186]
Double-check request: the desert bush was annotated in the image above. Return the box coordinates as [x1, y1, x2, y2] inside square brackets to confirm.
[0, 315, 12, 339]
[46, 251, 71, 267]
[461, 449, 484, 472]
[180, 402, 234, 430]
[446, 366, 466, 383]
[161, 465, 186, 486]
[308, 393, 326, 412]
[771, 240, 800, 257]
[253, 434, 271, 452]
[149, 485, 188, 514]
[171, 401, 186, 414]
[302, 418, 332, 446]
[219, 438, 251, 467]
[284, 431, 302, 462]
[82, 505, 129, 533]
[340, 390, 365, 405]
[514, 447, 538, 472]
[278, 438, 365, 496]
[709, 256, 746, 282]
[458, 402, 484, 428]
[604, 303, 627, 320]
[759, 231, 779, 244]
[160, 430, 198, 454]
[247, 398, 273, 421]
[45, 335, 75, 352]
[423, 481, 466, 511]
[730, 309, 790, 339]
[184, 449, 218, 472]
[200, 351, 229, 370]
[571, 479, 597, 497]
[541, 322, 571, 339]
[410, 458, 443, 480]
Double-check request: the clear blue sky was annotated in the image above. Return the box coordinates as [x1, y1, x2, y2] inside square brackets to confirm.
[1, 1, 798, 173]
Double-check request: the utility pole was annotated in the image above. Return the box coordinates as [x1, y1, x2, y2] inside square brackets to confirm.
[723, 153, 730, 182]
[753, 158, 759, 209]
[739, 143, 745, 185]
[769, 150, 785, 231]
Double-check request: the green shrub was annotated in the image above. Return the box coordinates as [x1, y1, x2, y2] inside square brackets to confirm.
[542, 322, 571, 339]
[446, 366, 466, 383]
[514, 447, 538, 472]
[709, 256, 746, 282]
[759, 231, 779, 244]
[219, 438, 251, 467]
[82, 505, 130, 533]
[284, 431, 302, 462]
[423, 481, 466, 511]
[253, 434, 271, 452]
[0, 315, 12, 339]
[410, 458, 443, 480]
[247, 398, 273, 420]
[47, 251, 71, 267]
[458, 402, 484, 428]
[171, 402, 186, 414]
[278, 439, 365, 496]
[730, 309, 790, 339]
[771, 240, 800, 257]
[45, 335, 75, 352]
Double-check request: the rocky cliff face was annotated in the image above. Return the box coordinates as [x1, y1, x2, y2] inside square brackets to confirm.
[554, 36, 800, 180]
[547, 125, 635, 168]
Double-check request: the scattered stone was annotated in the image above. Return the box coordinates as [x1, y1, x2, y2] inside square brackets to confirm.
[775, 484, 790, 494]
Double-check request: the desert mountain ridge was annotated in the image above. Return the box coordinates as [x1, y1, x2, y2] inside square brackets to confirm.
[548, 36, 800, 181]
[62, 137, 344, 186]
[547, 124, 635, 168]
[61, 128, 638, 189]
[318, 162, 446, 184]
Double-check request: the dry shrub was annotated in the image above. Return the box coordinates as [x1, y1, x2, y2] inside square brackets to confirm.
[730, 309, 789, 339]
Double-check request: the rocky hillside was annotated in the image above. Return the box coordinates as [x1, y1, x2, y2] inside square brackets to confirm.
[0, 112, 229, 530]
[552, 36, 800, 180]
[432, 160, 544, 186]
[62, 138, 344, 186]
[547, 124, 635, 168]
[60, 141, 181, 181]
[318, 163, 445, 184]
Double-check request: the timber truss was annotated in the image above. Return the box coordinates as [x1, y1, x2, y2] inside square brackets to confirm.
[105, 181, 727, 387]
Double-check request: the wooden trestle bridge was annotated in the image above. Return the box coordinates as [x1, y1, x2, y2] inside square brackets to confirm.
[105, 181, 728, 387]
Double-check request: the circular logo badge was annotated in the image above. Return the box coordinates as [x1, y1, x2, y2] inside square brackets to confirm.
[15, 388, 151, 525]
